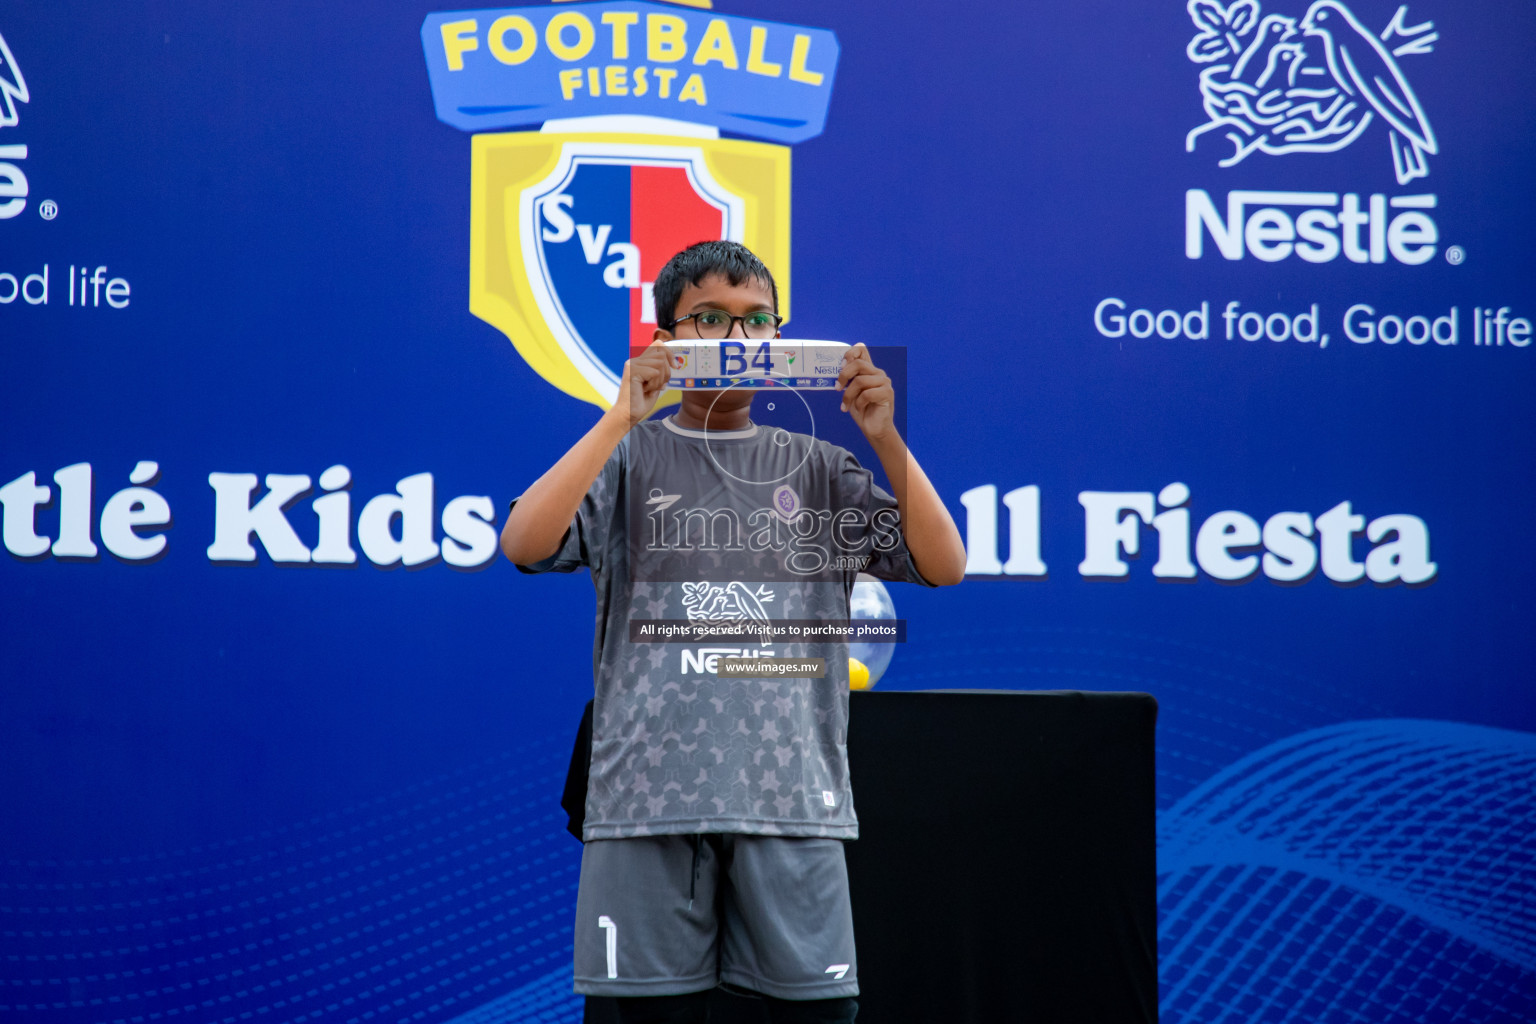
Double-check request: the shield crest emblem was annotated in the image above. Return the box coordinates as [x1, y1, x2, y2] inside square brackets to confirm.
[471, 130, 790, 407]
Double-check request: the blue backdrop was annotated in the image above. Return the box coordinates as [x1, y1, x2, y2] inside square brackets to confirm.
[2, 1, 1532, 1021]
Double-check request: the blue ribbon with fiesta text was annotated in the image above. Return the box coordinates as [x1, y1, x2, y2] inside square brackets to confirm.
[421, 2, 839, 143]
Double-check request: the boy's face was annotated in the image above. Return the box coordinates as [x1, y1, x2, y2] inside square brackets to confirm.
[655, 272, 779, 344]
[654, 272, 779, 416]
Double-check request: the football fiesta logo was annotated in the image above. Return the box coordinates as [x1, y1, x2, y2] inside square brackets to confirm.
[421, 1, 838, 407]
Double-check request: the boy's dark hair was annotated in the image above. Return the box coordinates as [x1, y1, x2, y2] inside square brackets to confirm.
[653, 240, 779, 329]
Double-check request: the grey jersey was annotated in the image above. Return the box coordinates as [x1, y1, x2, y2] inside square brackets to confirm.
[518, 415, 932, 840]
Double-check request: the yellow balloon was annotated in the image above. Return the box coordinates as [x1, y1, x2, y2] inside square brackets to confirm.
[848, 657, 872, 690]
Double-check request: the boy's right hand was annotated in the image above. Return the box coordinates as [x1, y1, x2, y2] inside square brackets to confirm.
[609, 341, 673, 429]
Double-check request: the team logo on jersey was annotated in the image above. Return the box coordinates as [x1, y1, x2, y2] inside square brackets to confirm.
[420, 2, 839, 408]
[1185, 1, 1438, 184]
[771, 484, 800, 522]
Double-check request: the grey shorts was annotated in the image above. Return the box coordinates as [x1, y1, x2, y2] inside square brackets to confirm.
[573, 834, 858, 1000]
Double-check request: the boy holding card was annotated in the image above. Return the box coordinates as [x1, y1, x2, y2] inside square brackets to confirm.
[501, 241, 965, 1023]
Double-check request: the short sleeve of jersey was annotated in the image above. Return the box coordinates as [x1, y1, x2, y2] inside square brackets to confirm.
[833, 447, 937, 588]
[510, 438, 626, 576]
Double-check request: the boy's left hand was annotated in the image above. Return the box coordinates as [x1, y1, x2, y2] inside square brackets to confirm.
[837, 343, 895, 441]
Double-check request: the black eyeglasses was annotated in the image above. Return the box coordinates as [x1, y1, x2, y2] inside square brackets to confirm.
[668, 309, 783, 340]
